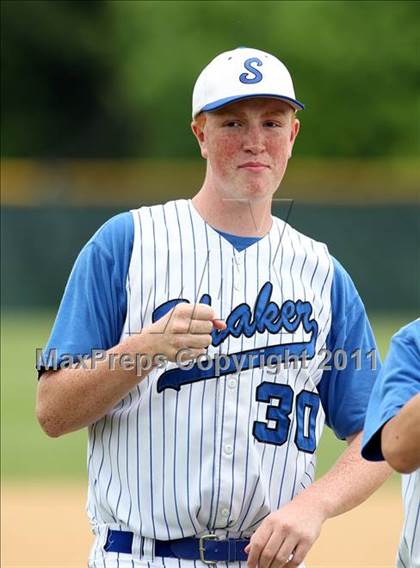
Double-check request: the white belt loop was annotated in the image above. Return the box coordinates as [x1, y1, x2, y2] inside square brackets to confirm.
[142, 536, 156, 561]
[131, 533, 143, 560]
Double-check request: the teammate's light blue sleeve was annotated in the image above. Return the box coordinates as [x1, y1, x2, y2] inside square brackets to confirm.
[317, 257, 381, 440]
[38, 212, 134, 372]
[361, 319, 420, 461]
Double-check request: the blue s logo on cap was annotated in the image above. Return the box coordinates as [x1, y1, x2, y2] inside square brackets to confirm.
[239, 58, 263, 84]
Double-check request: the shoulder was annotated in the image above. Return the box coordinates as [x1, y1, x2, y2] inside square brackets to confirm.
[87, 211, 134, 260]
[271, 216, 332, 277]
[330, 257, 361, 305]
[271, 217, 362, 310]
[391, 319, 420, 352]
[272, 215, 329, 253]
[131, 199, 187, 218]
[383, 319, 420, 385]
[130, 200, 193, 243]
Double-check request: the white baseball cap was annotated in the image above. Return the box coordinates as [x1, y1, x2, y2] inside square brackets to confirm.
[192, 47, 304, 118]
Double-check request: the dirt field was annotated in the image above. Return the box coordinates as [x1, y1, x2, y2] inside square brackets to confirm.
[2, 481, 403, 568]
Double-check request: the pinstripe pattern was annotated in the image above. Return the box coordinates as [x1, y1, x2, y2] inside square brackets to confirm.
[88, 198, 334, 566]
[397, 470, 420, 568]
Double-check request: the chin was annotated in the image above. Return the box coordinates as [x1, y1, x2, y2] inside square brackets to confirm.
[241, 183, 275, 201]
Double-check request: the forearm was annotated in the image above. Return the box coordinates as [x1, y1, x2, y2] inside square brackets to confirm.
[381, 393, 420, 473]
[36, 333, 157, 437]
[294, 432, 392, 519]
[245, 432, 392, 568]
[37, 303, 222, 437]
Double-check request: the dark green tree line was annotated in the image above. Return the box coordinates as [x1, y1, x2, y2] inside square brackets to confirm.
[2, 0, 419, 158]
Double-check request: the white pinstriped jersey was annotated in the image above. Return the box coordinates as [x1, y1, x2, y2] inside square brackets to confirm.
[399, 471, 420, 568]
[86, 199, 333, 540]
[42, 198, 379, 567]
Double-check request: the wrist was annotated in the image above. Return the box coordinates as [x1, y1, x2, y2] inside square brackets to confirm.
[294, 484, 334, 522]
[113, 331, 162, 377]
[120, 329, 154, 357]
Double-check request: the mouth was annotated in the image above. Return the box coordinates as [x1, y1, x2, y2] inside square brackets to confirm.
[238, 162, 270, 172]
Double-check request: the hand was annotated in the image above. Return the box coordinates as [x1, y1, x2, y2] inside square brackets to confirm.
[244, 496, 328, 568]
[143, 302, 226, 362]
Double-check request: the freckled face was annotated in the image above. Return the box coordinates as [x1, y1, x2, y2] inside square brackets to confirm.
[192, 98, 300, 200]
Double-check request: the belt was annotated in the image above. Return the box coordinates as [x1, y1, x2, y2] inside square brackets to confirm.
[104, 530, 250, 563]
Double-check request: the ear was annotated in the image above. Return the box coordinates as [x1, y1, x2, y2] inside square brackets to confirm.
[288, 117, 300, 159]
[191, 115, 208, 159]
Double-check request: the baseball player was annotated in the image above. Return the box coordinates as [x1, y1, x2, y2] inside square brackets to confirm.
[362, 319, 420, 567]
[37, 47, 392, 568]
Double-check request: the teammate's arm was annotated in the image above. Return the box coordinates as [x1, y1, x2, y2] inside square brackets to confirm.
[37, 304, 225, 437]
[381, 393, 420, 474]
[362, 321, 420, 472]
[245, 431, 392, 568]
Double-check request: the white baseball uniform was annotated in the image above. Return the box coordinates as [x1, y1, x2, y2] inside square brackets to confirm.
[40, 199, 380, 568]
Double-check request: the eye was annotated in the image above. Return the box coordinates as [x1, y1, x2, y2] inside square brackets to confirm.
[223, 120, 242, 128]
[264, 120, 281, 128]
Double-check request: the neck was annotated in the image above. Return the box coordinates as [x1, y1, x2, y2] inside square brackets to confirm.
[192, 181, 273, 237]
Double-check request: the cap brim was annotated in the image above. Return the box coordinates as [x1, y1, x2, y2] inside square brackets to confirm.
[199, 94, 305, 115]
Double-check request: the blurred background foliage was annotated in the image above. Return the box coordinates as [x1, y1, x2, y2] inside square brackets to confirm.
[1, 0, 419, 485]
[2, 0, 420, 159]
[1, 0, 419, 313]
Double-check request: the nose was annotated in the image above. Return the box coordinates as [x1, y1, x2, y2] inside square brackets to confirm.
[242, 125, 265, 155]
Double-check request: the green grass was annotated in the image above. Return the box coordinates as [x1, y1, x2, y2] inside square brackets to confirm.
[1, 310, 87, 480]
[1, 309, 415, 481]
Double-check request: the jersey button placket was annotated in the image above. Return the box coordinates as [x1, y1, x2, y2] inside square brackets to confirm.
[216, 374, 237, 526]
[215, 251, 243, 529]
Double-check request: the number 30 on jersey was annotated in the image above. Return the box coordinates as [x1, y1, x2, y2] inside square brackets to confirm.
[253, 382, 320, 453]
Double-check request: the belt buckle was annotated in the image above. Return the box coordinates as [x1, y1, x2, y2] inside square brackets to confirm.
[199, 534, 219, 564]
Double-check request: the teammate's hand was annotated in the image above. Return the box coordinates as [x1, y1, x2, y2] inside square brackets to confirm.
[244, 495, 327, 568]
[144, 303, 226, 362]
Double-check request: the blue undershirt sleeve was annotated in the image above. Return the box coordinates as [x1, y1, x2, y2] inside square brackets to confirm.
[361, 319, 420, 461]
[38, 212, 134, 373]
[317, 257, 381, 440]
